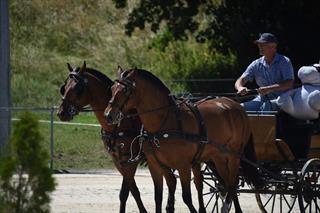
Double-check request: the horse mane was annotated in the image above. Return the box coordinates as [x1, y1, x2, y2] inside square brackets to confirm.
[70, 67, 113, 98]
[84, 68, 114, 87]
[130, 69, 171, 94]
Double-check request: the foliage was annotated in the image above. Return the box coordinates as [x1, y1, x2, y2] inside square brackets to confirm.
[148, 37, 237, 93]
[10, 0, 237, 107]
[114, 0, 320, 72]
[0, 112, 56, 213]
[9, 0, 152, 107]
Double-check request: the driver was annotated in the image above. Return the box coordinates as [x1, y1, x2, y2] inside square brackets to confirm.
[235, 33, 294, 112]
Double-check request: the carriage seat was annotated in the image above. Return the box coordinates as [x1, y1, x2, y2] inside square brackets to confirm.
[276, 111, 320, 159]
[248, 114, 294, 161]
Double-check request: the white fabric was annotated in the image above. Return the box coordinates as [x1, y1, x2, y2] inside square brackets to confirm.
[277, 66, 320, 120]
[298, 66, 320, 84]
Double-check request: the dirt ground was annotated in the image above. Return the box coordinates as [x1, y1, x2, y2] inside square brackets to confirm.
[50, 169, 300, 213]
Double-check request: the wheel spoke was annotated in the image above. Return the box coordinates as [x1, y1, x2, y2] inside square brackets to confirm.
[205, 192, 214, 208]
[283, 194, 290, 207]
[263, 193, 274, 207]
[271, 193, 276, 212]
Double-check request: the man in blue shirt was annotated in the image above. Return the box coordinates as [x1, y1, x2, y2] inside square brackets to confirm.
[235, 33, 294, 112]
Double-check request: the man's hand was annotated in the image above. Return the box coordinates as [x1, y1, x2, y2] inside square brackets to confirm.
[237, 87, 249, 96]
[257, 87, 270, 96]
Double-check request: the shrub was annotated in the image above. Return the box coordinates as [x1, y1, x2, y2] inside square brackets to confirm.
[147, 37, 238, 93]
[0, 112, 56, 213]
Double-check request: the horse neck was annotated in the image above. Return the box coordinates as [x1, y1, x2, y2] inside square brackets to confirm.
[85, 74, 113, 131]
[87, 77, 139, 132]
[135, 80, 177, 133]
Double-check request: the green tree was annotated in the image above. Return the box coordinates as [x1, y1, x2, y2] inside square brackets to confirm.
[0, 112, 56, 213]
[114, 0, 320, 72]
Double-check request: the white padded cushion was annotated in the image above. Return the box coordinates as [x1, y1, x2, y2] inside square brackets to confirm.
[277, 66, 320, 120]
[298, 66, 320, 84]
[308, 90, 320, 111]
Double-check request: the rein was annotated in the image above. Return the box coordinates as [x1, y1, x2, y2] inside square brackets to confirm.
[79, 106, 105, 112]
[124, 97, 189, 119]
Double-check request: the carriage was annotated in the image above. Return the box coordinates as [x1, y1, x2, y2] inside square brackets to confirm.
[59, 62, 320, 213]
[201, 108, 320, 213]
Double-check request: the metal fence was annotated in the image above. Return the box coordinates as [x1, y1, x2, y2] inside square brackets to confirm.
[0, 106, 106, 172]
[0, 107, 57, 169]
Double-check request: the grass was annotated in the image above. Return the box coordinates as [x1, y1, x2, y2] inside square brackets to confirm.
[11, 111, 114, 170]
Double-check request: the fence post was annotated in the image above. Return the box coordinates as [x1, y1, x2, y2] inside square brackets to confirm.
[0, 0, 11, 147]
[50, 107, 54, 170]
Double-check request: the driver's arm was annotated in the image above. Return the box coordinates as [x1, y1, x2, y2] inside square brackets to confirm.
[235, 75, 249, 96]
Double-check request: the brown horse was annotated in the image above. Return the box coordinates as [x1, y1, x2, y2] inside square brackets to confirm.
[57, 62, 179, 213]
[104, 68, 262, 213]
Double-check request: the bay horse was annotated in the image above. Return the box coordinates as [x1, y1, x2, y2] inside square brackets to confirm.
[104, 67, 262, 213]
[57, 62, 179, 213]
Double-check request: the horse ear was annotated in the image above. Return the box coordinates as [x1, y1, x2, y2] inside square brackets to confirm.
[79, 61, 86, 74]
[67, 63, 73, 72]
[117, 65, 124, 77]
[132, 67, 138, 76]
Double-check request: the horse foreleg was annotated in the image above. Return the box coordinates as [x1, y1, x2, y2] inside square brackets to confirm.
[129, 179, 148, 213]
[192, 164, 206, 213]
[163, 169, 177, 213]
[178, 168, 197, 213]
[116, 163, 147, 213]
[148, 162, 164, 213]
[119, 177, 131, 213]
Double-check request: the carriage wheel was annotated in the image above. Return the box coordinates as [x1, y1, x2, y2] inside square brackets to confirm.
[298, 158, 320, 213]
[255, 170, 297, 213]
[202, 164, 232, 213]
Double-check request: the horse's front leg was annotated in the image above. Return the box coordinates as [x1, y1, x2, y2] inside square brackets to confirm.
[129, 178, 148, 213]
[163, 169, 177, 213]
[192, 164, 206, 213]
[178, 168, 197, 213]
[116, 163, 147, 213]
[148, 160, 164, 213]
[119, 176, 130, 213]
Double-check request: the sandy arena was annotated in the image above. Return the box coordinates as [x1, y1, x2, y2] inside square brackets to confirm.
[50, 169, 300, 213]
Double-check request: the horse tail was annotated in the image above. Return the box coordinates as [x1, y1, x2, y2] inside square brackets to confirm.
[240, 134, 263, 188]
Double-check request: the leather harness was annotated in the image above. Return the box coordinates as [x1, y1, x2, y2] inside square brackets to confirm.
[137, 96, 243, 170]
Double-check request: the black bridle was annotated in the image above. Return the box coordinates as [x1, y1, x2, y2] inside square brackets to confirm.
[107, 78, 136, 123]
[59, 71, 89, 117]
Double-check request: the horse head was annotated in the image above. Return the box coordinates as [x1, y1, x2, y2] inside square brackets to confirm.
[58, 61, 114, 121]
[104, 67, 171, 128]
[104, 67, 139, 125]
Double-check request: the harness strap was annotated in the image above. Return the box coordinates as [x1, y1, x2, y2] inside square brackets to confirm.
[144, 130, 242, 157]
[170, 95, 183, 131]
[100, 128, 142, 164]
[185, 102, 208, 167]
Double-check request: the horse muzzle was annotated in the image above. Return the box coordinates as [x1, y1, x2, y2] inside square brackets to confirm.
[57, 105, 78, 121]
[57, 110, 73, 121]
